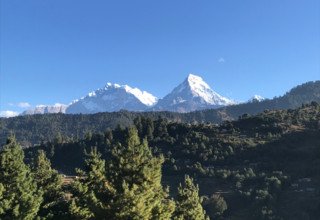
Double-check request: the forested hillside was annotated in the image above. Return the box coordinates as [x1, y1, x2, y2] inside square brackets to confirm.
[20, 102, 320, 219]
[1, 81, 319, 147]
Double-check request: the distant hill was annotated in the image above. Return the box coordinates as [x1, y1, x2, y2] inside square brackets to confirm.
[1, 81, 319, 146]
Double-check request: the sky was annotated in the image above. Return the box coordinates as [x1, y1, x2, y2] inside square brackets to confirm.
[1, 0, 319, 116]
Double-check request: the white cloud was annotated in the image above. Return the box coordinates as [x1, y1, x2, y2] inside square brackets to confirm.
[7, 102, 31, 108]
[53, 103, 67, 107]
[36, 104, 46, 108]
[17, 102, 31, 108]
[218, 57, 226, 63]
[0, 111, 19, 118]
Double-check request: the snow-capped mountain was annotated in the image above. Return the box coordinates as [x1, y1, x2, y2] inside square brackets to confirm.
[17, 74, 236, 115]
[66, 83, 158, 114]
[22, 103, 67, 115]
[248, 95, 265, 103]
[154, 74, 235, 112]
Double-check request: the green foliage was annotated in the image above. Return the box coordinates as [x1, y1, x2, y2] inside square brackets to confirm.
[203, 194, 227, 218]
[0, 137, 43, 219]
[31, 150, 67, 219]
[174, 175, 208, 220]
[69, 127, 175, 219]
[2, 103, 320, 219]
[109, 127, 175, 219]
[69, 148, 114, 219]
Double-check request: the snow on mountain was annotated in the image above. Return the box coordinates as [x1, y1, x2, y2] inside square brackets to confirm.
[18, 74, 238, 115]
[154, 74, 235, 112]
[22, 103, 68, 115]
[248, 95, 265, 103]
[66, 83, 158, 114]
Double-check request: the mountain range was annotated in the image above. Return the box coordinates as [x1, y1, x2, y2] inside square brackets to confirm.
[18, 74, 319, 116]
[22, 103, 68, 115]
[22, 74, 237, 115]
[1, 80, 319, 146]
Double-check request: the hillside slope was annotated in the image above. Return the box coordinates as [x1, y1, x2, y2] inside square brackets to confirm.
[22, 102, 320, 219]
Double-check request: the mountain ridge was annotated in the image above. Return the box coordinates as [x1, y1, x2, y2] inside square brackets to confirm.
[66, 83, 158, 114]
[13, 76, 320, 116]
[21, 103, 67, 115]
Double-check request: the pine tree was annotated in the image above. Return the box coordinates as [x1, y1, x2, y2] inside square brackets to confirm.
[108, 127, 175, 219]
[0, 137, 43, 220]
[31, 150, 67, 219]
[69, 148, 115, 219]
[174, 175, 208, 220]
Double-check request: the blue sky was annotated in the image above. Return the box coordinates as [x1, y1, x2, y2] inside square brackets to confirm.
[1, 0, 319, 115]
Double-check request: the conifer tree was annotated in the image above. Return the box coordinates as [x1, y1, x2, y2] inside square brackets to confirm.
[69, 148, 115, 219]
[108, 127, 175, 219]
[0, 137, 43, 220]
[174, 175, 208, 220]
[31, 150, 67, 219]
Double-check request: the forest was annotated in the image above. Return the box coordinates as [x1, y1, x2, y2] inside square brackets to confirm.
[1, 102, 319, 219]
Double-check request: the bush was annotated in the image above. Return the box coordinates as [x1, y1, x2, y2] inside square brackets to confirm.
[203, 194, 228, 218]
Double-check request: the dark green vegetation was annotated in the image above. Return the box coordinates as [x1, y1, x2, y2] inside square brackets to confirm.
[1, 130, 209, 219]
[5, 102, 317, 219]
[0, 80, 319, 219]
[1, 80, 319, 147]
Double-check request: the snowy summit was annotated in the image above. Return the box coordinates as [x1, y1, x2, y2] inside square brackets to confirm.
[21, 103, 68, 115]
[249, 95, 265, 103]
[66, 83, 158, 114]
[154, 74, 235, 112]
[20, 74, 237, 115]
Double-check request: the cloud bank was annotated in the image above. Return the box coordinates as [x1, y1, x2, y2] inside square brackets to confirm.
[0, 111, 19, 118]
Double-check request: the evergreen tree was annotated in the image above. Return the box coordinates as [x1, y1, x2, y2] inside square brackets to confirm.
[69, 148, 115, 219]
[0, 137, 43, 220]
[174, 175, 208, 220]
[31, 150, 67, 219]
[145, 117, 154, 140]
[108, 127, 175, 219]
[203, 194, 227, 218]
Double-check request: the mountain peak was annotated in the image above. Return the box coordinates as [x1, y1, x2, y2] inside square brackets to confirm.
[105, 82, 122, 89]
[154, 74, 235, 112]
[186, 74, 211, 89]
[66, 82, 158, 114]
[249, 95, 265, 102]
[103, 83, 158, 106]
[187, 73, 204, 81]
